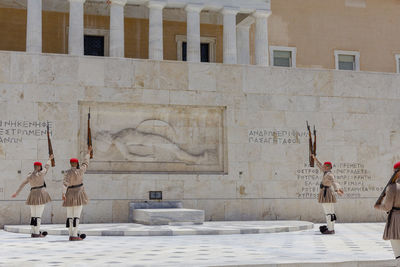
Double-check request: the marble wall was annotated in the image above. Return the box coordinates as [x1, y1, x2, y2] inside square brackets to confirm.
[0, 51, 398, 227]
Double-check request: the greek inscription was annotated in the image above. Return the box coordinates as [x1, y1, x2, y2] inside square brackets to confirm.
[248, 129, 308, 145]
[0, 120, 53, 144]
[296, 162, 382, 199]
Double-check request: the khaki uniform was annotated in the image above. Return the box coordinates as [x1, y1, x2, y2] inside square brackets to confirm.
[316, 160, 340, 204]
[315, 158, 341, 231]
[16, 160, 52, 205]
[376, 183, 400, 240]
[15, 159, 52, 235]
[63, 154, 90, 238]
[62, 154, 90, 207]
[376, 182, 400, 260]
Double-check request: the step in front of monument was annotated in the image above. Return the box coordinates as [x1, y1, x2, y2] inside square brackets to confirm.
[4, 221, 314, 236]
[132, 208, 205, 225]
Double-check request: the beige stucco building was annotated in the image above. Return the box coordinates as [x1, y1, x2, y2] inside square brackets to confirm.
[1, 0, 400, 73]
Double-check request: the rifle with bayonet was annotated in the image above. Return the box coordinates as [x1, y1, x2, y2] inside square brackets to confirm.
[47, 122, 55, 167]
[313, 125, 316, 160]
[88, 108, 93, 159]
[375, 169, 400, 206]
[306, 121, 316, 167]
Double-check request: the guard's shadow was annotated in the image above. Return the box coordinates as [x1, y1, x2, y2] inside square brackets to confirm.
[48, 239, 70, 243]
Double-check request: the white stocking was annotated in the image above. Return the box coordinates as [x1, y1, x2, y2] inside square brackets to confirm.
[322, 203, 335, 231]
[72, 206, 83, 237]
[29, 206, 35, 234]
[391, 240, 400, 259]
[66, 207, 74, 237]
[34, 205, 45, 234]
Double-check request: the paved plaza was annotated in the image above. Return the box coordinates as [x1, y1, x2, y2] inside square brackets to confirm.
[0, 223, 397, 267]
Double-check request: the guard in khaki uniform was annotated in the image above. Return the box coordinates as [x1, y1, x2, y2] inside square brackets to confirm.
[312, 154, 344, 234]
[62, 146, 91, 241]
[12, 155, 54, 238]
[375, 162, 400, 265]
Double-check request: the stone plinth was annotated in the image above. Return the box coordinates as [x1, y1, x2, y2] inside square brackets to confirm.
[129, 201, 204, 225]
[132, 208, 205, 225]
[128, 201, 183, 222]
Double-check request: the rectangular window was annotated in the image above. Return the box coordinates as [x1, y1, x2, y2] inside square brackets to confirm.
[395, 54, 400, 73]
[84, 35, 105, 57]
[182, 42, 211, 62]
[338, 54, 355, 70]
[176, 35, 216, 63]
[182, 42, 187, 61]
[334, 50, 360, 71]
[200, 43, 210, 62]
[273, 50, 292, 67]
[269, 46, 296, 67]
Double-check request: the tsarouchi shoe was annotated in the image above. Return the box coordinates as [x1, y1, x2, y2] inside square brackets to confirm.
[319, 225, 328, 233]
[322, 229, 335, 235]
[69, 236, 84, 241]
[31, 233, 46, 238]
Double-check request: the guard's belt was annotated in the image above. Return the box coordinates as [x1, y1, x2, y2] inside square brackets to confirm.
[67, 183, 83, 189]
[31, 182, 46, 191]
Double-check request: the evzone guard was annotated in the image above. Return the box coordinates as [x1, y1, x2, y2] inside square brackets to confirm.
[374, 162, 400, 265]
[312, 154, 344, 234]
[12, 155, 54, 238]
[62, 146, 92, 241]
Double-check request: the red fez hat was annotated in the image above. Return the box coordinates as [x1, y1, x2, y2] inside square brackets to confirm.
[324, 162, 332, 167]
[70, 158, 79, 163]
[33, 162, 42, 166]
[394, 162, 400, 170]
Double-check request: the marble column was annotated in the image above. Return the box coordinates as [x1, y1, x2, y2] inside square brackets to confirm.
[253, 10, 271, 66]
[110, 0, 127, 57]
[222, 8, 239, 64]
[148, 1, 166, 60]
[185, 4, 203, 62]
[236, 25, 251, 65]
[68, 0, 86, 56]
[26, 0, 42, 53]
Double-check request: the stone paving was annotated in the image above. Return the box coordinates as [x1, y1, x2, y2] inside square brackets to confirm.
[4, 221, 313, 236]
[0, 223, 397, 266]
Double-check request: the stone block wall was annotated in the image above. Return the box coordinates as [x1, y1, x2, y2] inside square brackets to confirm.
[0, 51, 397, 226]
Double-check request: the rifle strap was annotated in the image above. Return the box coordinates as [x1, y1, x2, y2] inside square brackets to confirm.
[320, 184, 330, 198]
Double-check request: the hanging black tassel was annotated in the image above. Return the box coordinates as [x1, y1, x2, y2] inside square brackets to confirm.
[30, 217, 35, 226]
[328, 214, 337, 222]
[73, 217, 79, 227]
[66, 218, 71, 228]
